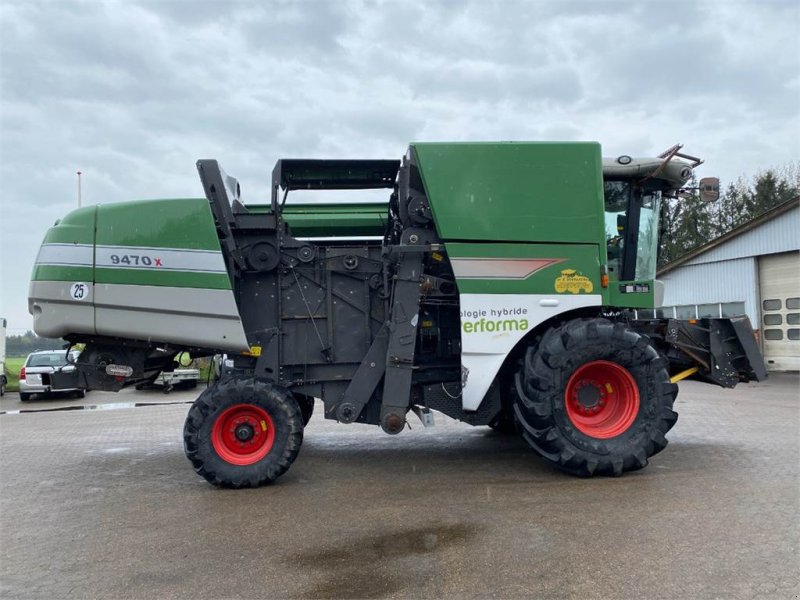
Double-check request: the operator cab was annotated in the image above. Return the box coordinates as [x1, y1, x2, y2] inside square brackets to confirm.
[601, 145, 710, 283]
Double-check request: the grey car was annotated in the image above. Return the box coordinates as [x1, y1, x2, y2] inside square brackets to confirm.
[19, 350, 85, 401]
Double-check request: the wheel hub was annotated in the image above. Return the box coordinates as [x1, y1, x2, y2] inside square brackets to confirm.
[211, 404, 276, 466]
[234, 423, 255, 442]
[564, 361, 640, 439]
[575, 382, 604, 410]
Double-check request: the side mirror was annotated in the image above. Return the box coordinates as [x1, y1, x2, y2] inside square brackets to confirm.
[699, 177, 720, 202]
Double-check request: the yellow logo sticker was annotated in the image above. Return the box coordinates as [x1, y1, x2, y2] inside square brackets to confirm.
[554, 269, 594, 294]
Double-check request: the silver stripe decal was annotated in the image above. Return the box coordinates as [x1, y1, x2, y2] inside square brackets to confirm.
[35, 243, 94, 266]
[35, 243, 227, 274]
[450, 258, 564, 280]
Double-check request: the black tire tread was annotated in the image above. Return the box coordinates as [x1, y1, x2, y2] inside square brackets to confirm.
[514, 318, 679, 477]
[183, 378, 304, 488]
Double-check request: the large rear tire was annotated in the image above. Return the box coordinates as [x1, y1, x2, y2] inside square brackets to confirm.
[183, 379, 304, 488]
[513, 318, 678, 476]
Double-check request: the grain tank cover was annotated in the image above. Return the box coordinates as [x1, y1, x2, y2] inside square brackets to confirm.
[412, 142, 605, 244]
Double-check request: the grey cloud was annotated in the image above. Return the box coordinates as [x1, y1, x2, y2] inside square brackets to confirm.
[135, 0, 241, 25]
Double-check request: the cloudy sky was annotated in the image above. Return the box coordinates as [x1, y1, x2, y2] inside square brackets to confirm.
[1, 0, 798, 334]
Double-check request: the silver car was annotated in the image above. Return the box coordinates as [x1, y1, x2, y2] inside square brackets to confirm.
[19, 350, 85, 401]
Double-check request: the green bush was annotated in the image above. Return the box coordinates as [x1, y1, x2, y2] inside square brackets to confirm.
[3, 357, 26, 392]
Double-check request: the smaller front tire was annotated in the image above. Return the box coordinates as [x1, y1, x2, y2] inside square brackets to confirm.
[183, 379, 304, 488]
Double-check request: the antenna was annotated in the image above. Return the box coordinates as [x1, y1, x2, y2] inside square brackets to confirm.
[77, 170, 82, 208]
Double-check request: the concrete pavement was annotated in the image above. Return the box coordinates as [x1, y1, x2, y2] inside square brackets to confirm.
[1, 374, 798, 599]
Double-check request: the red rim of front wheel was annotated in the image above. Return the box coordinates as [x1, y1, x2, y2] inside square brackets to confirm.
[211, 403, 275, 465]
[564, 360, 640, 439]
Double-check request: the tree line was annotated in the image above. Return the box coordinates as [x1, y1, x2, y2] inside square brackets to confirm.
[658, 163, 799, 266]
[5, 331, 67, 357]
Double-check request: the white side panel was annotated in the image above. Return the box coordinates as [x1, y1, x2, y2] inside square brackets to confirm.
[459, 293, 602, 411]
[35, 243, 94, 266]
[29, 280, 97, 338]
[35, 243, 230, 275]
[30, 280, 249, 352]
[95, 284, 249, 351]
[94, 245, 228, 274]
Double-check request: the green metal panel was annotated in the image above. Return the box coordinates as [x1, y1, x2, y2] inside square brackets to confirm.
[246, 202, 389, 237]
[36, 198, 219, 251]
[31, 265, 94, 282]
[33, 199, 230, 290]
[608, 282, 655, 309]
[95, 198, 221, 250]
[93, 269, 232, 289]
[413, 142, 605, 244]
[446, 242, 607, 301]
[93, 199, 230, 289]
[40, 206, 96, 245]
[31, 207, 96, 282]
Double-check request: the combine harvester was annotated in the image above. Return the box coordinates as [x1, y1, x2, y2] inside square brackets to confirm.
[29, 142, 765, 487]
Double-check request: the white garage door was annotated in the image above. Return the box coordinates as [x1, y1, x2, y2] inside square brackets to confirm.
[758, 251, 800, 371]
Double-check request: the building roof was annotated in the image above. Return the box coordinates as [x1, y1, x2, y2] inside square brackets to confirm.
[657, 196, 800, 276]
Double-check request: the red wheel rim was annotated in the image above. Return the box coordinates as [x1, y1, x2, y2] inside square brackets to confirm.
[564, 360, 640, 439]
[211, 404, 275, 465]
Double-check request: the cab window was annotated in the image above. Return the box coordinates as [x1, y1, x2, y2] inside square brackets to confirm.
[603, 181, 629, 278]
